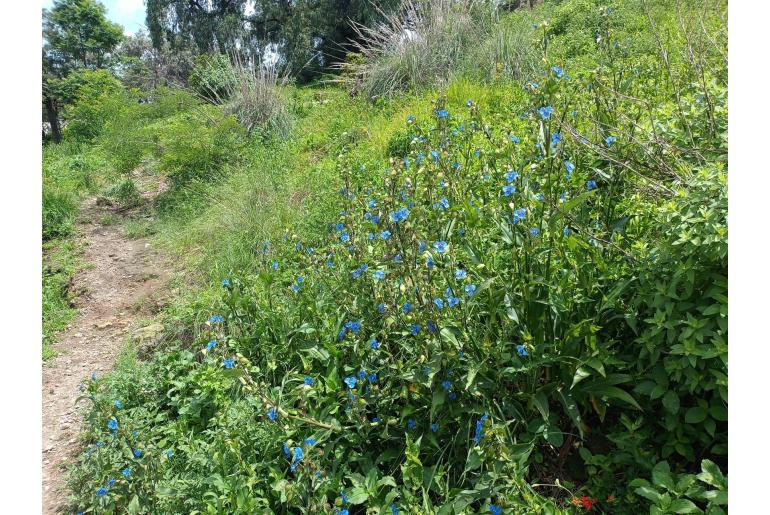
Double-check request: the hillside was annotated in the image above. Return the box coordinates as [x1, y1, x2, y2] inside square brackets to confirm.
[41, 0, 727, 513]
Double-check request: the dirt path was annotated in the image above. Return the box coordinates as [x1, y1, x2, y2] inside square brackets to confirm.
[42, 179, 170, 513]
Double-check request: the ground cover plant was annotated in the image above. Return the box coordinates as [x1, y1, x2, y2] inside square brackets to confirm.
[42, 0, 727, 512]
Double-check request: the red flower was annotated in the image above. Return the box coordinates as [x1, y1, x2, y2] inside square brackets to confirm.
[580, 496, 597, 511]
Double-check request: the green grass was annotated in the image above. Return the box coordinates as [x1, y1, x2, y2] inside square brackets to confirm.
[42, 239, 80, 360]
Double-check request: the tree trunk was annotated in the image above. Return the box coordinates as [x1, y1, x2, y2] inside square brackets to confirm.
[44, 95, 62, 144]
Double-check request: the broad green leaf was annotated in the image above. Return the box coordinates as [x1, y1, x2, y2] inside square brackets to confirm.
[668, 499, 702, 513]
[685, 407, 708, 424]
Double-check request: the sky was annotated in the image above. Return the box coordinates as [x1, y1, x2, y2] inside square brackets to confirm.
[43, 0, 147, 35]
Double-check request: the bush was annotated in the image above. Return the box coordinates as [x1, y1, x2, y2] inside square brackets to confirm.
[189, 53, 237, 103]
[61, 69, 124, 142]
[105, 179, 142, 209]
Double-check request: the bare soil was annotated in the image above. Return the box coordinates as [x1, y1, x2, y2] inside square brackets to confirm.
[42, 177, 170, 513]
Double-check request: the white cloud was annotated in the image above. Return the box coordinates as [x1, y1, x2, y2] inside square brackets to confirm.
[114, 0, 145, 16]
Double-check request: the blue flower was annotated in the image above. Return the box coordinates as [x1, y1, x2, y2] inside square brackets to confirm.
[430, 150, 440, 162]
[502, 183, 517, 197]
[96, 487, 108, 497]
[551, 65, 564, 78]
[407, 115, 415, 122]
[221, 278, 230, 287]
[207, 339, 217, 350]
[133, 449, 143, 458]
[290, 447, 304, 472]
[267, 407, 278, 421]
[433, 241, 448, 253]
[448, 296, 460, 308]
[490, 505, 503, 515]
[344, 376, 357, 389]
[529, 227, 540, 236]
[223, 357, 234, 369]
[283, 442, 290, 458]
[373, 270, 385, 280]
[108, 479, 116, 487]
[407, 418, 417, 429]
[209, 315, 224, 324]
[404, 158, 411, 168]
[564, 161, 575, 179]
[122, 467, 131, 477]
[442, 380, 451, 391]
[436, 197, 450, 210]
[304, 376, 314, 386]
[357, 369, 367, 380]
[370, 339, 380, 349]
[537, 106, 554, 120]
[368, 373, 377, 383]
[563, 226, 570, 236]
[551, 132, 561, 146]
[418, 241, 426, 252]
[410, 324, 421, 336]
[393, 253, 402, 263]
[426, 256, 435, 269]
[292, 284, 301, 293]
[516, 344, 529, 357]
[390, 208, 410, 223]
[403, 303, 413, 315]
[91, 372, 97, 381]
[305, 438, 317, 446]
[433, 298, 444, 309]
[107, 418, 118, 431]
[449, 391, 457, 401]
[345, 320, 362, 333]
[536, 193, 544, 202]
[368, 200, 376, 209]
[113, 400, 122, 410]
[272, 261, 279, 269]
[340, 232, 350, 242]
[605, 135, 616, 146]
[466, 99, 473, 107]
[165, 449, 173, 458]
[427, 320, 437, 333]
[436, 109, 449, 118]
[511, 135, 520, 143]
[587, 180, 597, 190]
[377, 303, 386, 314]
[372, 416, 381, 423]
[380, 230, 391, 240]
[473, 413, 489, 445]
[505, 171, 519, 183]
[465, 284, 477, 296]
[512, 208, 526, 224]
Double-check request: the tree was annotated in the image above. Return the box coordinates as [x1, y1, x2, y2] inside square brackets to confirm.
[42, 0, 124, 143]
[145, 0, 401, 82]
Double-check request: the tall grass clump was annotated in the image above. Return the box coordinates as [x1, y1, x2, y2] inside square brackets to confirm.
[340, 0, 493, 99]
[190, 53, 293, 138]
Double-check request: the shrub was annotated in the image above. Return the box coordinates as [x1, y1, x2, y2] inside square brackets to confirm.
[105, 179, 142, 209]
[188, 53, 237, 103]
[61, 70, 124, 142]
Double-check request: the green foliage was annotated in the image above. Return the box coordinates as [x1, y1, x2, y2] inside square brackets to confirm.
[629, 460, 727, 514]
[42, 189, 78, 240]
[43, 240, 79, 360]
[58, 0, 727, 512]
[61, 69, 124, 142]
[105, 179, 142, 209]
[188, 54, 237, 103]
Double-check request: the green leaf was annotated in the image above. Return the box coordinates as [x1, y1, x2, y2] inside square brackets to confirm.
[685, 407, 708, 424]
[532, 391, 550, 421]
[668, 499, 702, 513]
[557, 387, 584, 439]
[347, 486, 369, 504]
[697, 459, 726, 490]
[571, 366, 592, 388]
[634, 485, 662, 503]
[663, 391, 680, 414]
[587, 385, 642, 410]
[652, 461, 675, 491]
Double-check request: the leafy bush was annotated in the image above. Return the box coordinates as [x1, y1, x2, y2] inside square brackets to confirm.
[189, 53, 238, 103]
[61, 69, 124, 142]
[154, 107, 245, 189]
